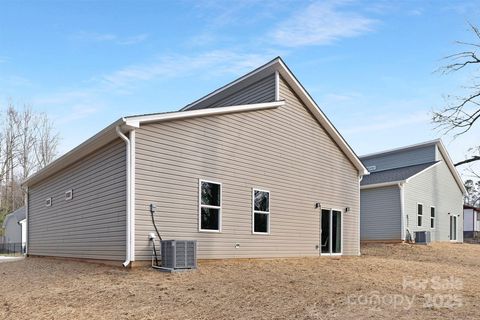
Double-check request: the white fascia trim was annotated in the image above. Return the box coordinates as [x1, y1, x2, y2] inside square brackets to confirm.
[436, 140, 468, 195]
[275, 59, 369, 176]
[125, 101, 285, 127]
[405, 161, 442, 183]
[22, 118, 139, 187]
[360, 181, 405, 189]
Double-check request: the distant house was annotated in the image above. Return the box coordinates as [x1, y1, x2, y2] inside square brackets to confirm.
[463, 205, 480, 239]
[360, 140, 466, 243]
[2, 207, 26, 250]
[22, 57, 368, 267]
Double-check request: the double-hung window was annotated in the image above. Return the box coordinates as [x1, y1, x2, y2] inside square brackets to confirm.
[199, 180, 221, 232]
[430, 207, 435, 229]
[253, 189, 270, 234]
[417, 203, 423, 227]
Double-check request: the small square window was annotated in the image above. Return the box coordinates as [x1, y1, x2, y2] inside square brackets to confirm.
[45, 198, 52, 207]
[65, 190, 73, 201]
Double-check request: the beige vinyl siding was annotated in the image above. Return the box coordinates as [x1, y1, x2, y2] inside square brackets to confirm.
[404, 151, 463, 242]
[185, 74, 276, 110]
[28, 139, 126, 261]
[134, 75, 360, 260]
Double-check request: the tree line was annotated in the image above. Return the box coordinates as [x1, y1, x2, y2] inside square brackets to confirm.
[0, 103, 59, 232]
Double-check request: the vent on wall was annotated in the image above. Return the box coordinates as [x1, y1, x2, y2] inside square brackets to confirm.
[65, 190, 73, 201]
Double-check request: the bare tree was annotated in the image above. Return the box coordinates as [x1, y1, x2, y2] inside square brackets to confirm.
[433, 23, 480, 168]
[0, 102, 60, 218]
[34, 113, 59, 168]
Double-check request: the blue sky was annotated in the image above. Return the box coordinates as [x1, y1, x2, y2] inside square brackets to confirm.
[1, 0, 479, 178]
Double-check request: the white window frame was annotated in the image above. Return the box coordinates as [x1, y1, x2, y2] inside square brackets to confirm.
[65, 189, 73, 201]
[417, 203, 423, 227]
[252, 188, 270, 235]
[430, 206, 435, 229]
[45, 197, 52, 207]
[198, 179, 222, 233]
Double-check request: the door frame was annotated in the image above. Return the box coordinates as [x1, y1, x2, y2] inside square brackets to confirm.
[320, 208, 344, 256]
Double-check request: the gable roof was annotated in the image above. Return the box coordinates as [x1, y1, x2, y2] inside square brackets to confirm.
[361, 161, 440, 187]
[2, 207, 26, 228]
[22, 57, 369, 187]
[181, 57, 368, 175]
[360, 139, 466, 194]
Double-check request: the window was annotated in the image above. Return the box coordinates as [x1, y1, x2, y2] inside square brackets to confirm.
[65, 190, 73, 201]
[45, 198, 52, 207]
[199, 180, 221, 232]
[253, 189, 270, 234]
[430, 207, 435, 229]
[417, 203, 423, 227]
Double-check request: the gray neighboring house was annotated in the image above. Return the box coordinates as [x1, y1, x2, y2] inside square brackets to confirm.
[360, 140, 466, 243]
[22, 57, 369, 267]
[463, 205, 480, 239]
[2, 207, 26, 246]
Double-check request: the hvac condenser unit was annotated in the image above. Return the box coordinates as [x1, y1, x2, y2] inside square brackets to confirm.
[414, 231, 431, 245]
[159, 240, 197, 271]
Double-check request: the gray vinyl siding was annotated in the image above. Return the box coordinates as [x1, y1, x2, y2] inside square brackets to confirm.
[360, 186, 401, 240]
[404, 152, 464, 242]
[134, 75, 360, 260]
[362, 145, 436, 172]
[4, 216, 22, 243]
[186, 74, 276, 110]
[28, 139, 127, 261]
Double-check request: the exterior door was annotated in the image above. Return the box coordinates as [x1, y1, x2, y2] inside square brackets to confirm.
[450, 215, 457, 241]
[321, 209, 342, 255]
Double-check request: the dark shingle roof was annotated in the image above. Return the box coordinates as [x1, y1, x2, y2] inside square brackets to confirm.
[361, 161, 439, 186]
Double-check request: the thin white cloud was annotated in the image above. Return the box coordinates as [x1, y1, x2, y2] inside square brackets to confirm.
[271, 0, 376, 47]
[100, 50, 276, 90]
[342, 111, 430, 134]
[73, 32, 149, 45]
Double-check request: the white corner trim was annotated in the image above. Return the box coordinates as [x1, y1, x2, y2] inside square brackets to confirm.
[274, 70, 280, 101]
[360, 181, 404, 189]
[436, 140, 468, 194]
[399, 182, 405, 241]
[125, 101, 285, 126]
[405, 161, 442, 183]
[130, 129, 136, 262]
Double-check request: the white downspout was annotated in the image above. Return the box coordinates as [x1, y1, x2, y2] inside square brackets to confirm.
[116, 125, 132, 267]
[399, 182, 406, 241]
[24, 187, 28, 255]
[358, 175, 363, 256]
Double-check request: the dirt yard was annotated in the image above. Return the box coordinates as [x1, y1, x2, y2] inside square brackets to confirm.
[1, 243, 479, 319]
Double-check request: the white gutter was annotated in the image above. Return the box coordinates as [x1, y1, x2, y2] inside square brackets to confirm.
[399, 182, 406, 241]
[360, 180, 404, 190]
[116, 125, 133, 268]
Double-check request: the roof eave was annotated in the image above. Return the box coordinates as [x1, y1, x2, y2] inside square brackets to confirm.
[361, 180, 405, 189]
[22, 118, 130, 187]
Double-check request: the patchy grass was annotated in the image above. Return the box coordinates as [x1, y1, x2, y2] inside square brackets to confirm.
[0, 243, 479, 319]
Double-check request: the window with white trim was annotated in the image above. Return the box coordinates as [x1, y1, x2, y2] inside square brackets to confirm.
[45, 197, 52, 207]
[65, 190, 73, 201]
[199, 180, 221, 232]
[417, 203, 423, 227]
[253, 189, 270, 234]
[430, 207, 435, 229]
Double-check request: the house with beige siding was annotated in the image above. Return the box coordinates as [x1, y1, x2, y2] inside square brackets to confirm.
[360, 140, 466, 243]
[22, 57, 368, 267]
